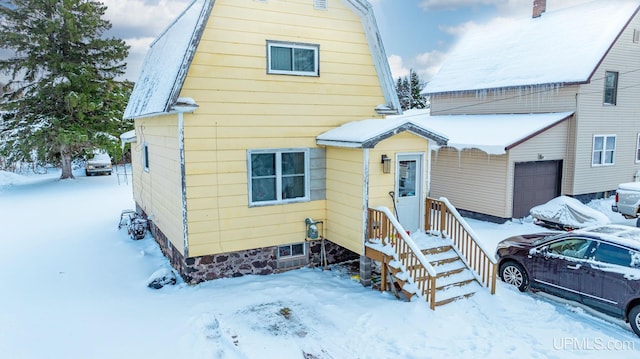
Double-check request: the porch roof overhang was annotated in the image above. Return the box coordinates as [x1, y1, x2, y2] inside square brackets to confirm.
[316, 117, 448, 149]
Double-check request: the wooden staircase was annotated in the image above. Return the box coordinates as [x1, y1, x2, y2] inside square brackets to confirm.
[365, 199, 497, 309]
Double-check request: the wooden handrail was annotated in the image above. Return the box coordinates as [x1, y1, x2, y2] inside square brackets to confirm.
[367, 207, 438, 309]
[425, 197, 497, 294]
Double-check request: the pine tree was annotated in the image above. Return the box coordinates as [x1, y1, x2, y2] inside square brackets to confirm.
[395, 69, 428, 111]
[0, 0, 132, 179]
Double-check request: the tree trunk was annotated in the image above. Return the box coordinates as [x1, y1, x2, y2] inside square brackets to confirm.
[59, 144, 74, 179]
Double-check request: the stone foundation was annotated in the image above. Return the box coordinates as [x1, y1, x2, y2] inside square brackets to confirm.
[139, 205, 358, 284]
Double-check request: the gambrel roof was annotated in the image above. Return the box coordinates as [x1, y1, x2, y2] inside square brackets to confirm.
[123, 0, 400, 119]
[424, 0, 640, 95]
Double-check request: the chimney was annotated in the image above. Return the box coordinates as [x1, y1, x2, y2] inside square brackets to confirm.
[532, 0, 546, 18]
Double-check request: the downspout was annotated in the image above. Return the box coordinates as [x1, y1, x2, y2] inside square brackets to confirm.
[178, 112, 189, 258]
[171, 99, 198, 258]
[362, 148, 370, 254]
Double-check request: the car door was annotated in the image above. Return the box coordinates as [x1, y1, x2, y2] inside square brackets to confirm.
[579, 242, 639, 318]
[529, 237, 594, 302]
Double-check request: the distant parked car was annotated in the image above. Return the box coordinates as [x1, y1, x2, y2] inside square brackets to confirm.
[612, 182, 640, 227]
[495, 225, 640, 337]
[85, 151, 112, 176]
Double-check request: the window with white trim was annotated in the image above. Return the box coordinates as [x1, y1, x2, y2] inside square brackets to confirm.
[636, 133, 640, 163]
[142, 143, 149, 172]
[267, 41, 319, 76]
[248, 149, 309, 205]
[592, 135, 616, 166]
[604, 71, 618, 105]
[278, 243, 306, 258]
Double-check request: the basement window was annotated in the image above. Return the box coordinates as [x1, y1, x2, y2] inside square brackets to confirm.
[278, 243, 306, 258]
[267, 41, 319, 76]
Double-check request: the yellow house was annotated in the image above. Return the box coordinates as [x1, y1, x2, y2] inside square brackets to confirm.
[123, 0, 446, 284]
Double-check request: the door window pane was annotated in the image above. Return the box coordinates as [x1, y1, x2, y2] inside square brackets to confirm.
[398, 160, 417, 197]
[594, 243, 632, 267]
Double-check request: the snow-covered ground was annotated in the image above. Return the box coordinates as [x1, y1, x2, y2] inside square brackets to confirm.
[1, 168, 639, 358]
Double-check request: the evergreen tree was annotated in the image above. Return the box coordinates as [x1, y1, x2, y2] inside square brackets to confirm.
[0, 0, 132, 179]
[395, 69, 428, 111]
[396, 76, 411, 111]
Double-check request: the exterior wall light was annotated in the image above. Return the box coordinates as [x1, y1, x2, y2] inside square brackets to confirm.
[381, 154, 391, 174]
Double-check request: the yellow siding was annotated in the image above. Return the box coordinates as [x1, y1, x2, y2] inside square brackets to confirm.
[132, 116, 185, 254]
[176, 0, 386, 257]
[369, 132, 429, 209]
[326, 148, 364, 254]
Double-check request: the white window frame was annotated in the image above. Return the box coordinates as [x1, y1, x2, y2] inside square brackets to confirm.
[142, 142, 150, 172]
[592, 134, 616, 166]
[277, 243, 306, 259]
[267, 40, 319, 77]
[636, 133, 640, 163]
[248, 148, 310, 206]
[603, 71, 618, 105]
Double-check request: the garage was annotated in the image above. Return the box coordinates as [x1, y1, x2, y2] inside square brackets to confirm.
[513, 160, 562, 218]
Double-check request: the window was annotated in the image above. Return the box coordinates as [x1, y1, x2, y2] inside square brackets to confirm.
[278, 243, 306, 258]
[603, 71, 618, 105]
[592, 135, 616, 166]
[248, 149, 309, 205]
[548, 238, 593, 259]
[142, 143, 149, 171]
[267, 41, 319, 76]
[594, 243, 633, 267]
[636, 134, 640, 163]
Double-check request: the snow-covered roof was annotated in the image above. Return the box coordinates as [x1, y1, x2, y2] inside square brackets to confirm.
[123, 0, 400, 119]
[316, 116, 448, 148]
[123, 0, 213, 119]
[424, 1, 640, 94]
[318, 111, 572, 153]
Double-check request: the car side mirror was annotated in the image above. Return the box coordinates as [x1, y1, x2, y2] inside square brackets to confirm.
[530, 246, 548, 257]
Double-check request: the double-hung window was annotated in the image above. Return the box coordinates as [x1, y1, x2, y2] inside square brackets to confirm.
[249, 149, 309, 205]
[592, 135, 616, 166]
[267, 41, 319, 76]
[603, 71, 618, 105]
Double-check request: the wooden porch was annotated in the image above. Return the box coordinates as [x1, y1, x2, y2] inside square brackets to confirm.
[364, 197, 497, 310]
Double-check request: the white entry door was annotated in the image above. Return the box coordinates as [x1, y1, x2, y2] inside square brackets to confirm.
[395, 154, 423, 233]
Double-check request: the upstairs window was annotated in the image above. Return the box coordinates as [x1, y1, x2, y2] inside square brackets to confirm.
[603, 71, 618, 105]
[592, 135, 616, 166]
[248, 149, 309, 206]
[267, 41, 319, 76]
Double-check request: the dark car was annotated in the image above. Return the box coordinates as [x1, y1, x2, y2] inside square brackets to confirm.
[495, 225, 640, 337]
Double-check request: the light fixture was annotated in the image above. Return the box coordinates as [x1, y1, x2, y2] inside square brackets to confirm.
[381, 154, 391, 174]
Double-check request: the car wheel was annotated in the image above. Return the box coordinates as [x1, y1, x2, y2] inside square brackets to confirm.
[499, 261, 528, 292]
[630, 305, 640, 337]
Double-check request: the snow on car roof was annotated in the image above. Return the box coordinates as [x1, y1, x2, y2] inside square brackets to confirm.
[577, 225, 640, 249]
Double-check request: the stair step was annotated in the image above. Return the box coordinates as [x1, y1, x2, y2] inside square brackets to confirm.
[435, 280, 482, 306]
[413, 234, 454, 251]
[435, 269, 476, 289]
[426, 249, 460, 266]
[421, 245, 453, 256]
[433, 260, 466, 276]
